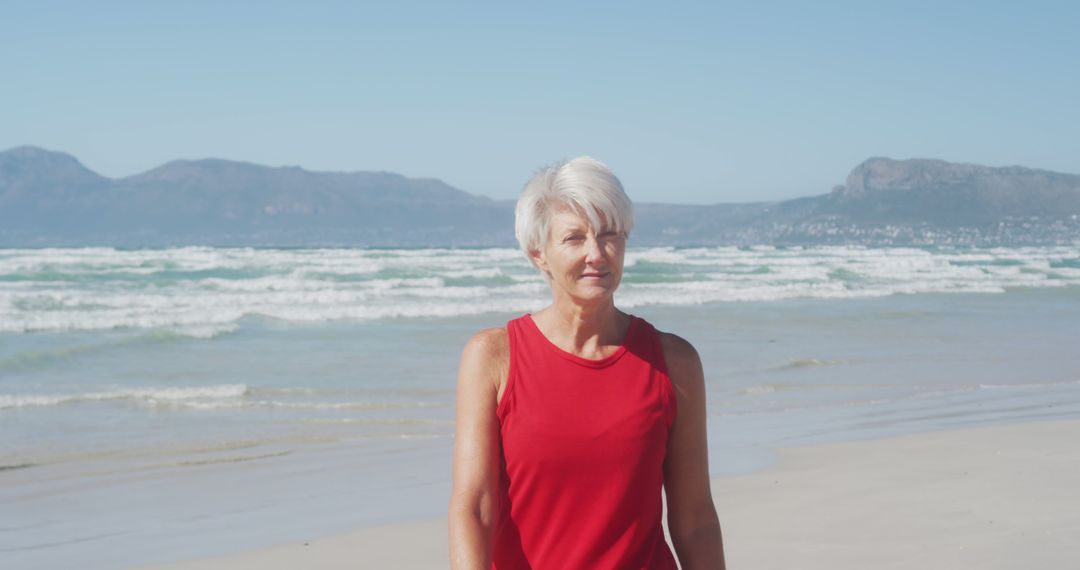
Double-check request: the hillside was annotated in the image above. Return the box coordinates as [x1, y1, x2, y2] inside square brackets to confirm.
[2, 148, 1078, 246]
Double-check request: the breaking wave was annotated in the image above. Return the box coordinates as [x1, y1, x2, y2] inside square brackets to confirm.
[2, 245, 1078, 333]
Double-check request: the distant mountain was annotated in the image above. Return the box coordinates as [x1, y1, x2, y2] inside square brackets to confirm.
[632, 157, 1080, 245]
[0, 146, 108, 208]
[829, 157, 1080, 225]
[0, 147, 511, 246]
[1, 147, 1078, 247]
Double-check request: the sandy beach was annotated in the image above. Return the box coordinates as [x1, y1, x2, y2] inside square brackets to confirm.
[148, 418, 1080, 569]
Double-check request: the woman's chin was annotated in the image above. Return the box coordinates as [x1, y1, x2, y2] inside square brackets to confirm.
[565, 286, 619, 304]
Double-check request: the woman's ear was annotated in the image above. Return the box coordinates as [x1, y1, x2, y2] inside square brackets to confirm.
[529, 248, 547, 272]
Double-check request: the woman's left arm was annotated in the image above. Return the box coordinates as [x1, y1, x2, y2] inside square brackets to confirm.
[660, 332, 726, 570]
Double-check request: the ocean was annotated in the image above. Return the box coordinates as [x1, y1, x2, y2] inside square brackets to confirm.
[3, 245, 1080, 569]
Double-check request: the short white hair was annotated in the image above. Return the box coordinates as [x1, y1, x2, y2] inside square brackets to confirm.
[514, 156, 634, 263]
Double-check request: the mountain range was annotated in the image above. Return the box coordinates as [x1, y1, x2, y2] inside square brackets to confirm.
[2, 146, 1079, 247]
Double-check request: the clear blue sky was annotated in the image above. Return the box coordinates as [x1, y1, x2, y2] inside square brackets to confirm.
[3, 0, 1078, 203]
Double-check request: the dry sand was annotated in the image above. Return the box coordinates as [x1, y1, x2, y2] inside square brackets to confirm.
[149, 419, 1080, 569]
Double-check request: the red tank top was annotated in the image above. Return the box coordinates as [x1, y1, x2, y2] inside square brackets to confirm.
[493, 313, 678, 569]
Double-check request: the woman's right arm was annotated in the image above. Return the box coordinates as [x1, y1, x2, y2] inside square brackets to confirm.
[448, 328, 508, 569]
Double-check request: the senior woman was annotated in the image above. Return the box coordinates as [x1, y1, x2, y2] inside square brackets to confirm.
[450, 157, 725, 569]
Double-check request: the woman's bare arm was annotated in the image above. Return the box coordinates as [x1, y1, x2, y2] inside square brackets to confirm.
[661, 332, 726, 570]
[448, 328, 508, 569]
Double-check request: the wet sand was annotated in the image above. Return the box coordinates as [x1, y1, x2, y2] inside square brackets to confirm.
[148, 419, 1080, 569]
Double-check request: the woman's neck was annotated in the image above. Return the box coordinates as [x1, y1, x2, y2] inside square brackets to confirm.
[532, 297, 628, 359]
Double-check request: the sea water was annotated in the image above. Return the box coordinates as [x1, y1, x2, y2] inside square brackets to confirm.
[2, 245, 1079, 568]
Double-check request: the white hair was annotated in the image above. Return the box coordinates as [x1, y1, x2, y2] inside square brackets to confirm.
[514, 156, 634, 265]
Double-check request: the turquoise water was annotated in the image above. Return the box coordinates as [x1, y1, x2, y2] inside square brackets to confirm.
[2, 245, 1080, 568]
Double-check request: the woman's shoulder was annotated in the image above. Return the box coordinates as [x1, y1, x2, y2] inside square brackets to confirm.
[654, 328, 704, 389]
[462, 326, 509, 358]
[459, 327, 511, 400]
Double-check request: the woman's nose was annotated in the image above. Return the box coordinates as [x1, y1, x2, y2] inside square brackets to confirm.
[584, 235, 605, 265]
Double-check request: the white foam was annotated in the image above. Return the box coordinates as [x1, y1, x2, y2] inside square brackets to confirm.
[2, 246, 1078, 333]
[170, 399, 448, 411]
[0, 384, 251, 409]
[166, 323, 239, 339]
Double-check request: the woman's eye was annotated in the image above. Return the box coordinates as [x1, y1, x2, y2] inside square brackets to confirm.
[563, 235, 584, 243]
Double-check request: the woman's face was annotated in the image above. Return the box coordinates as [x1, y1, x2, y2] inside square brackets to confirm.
[532, 206, 626, 305]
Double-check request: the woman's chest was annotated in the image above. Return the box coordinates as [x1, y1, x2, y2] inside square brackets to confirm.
[499, 364, 671, 466]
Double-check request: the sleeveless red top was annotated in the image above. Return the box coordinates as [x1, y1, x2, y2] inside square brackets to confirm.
[493, 314, 678, 569]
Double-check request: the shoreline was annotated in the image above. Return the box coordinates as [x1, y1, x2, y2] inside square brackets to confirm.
[146, 417, 1080, 569]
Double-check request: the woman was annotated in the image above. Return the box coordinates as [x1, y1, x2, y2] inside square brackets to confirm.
[449, 157, 725, 569]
